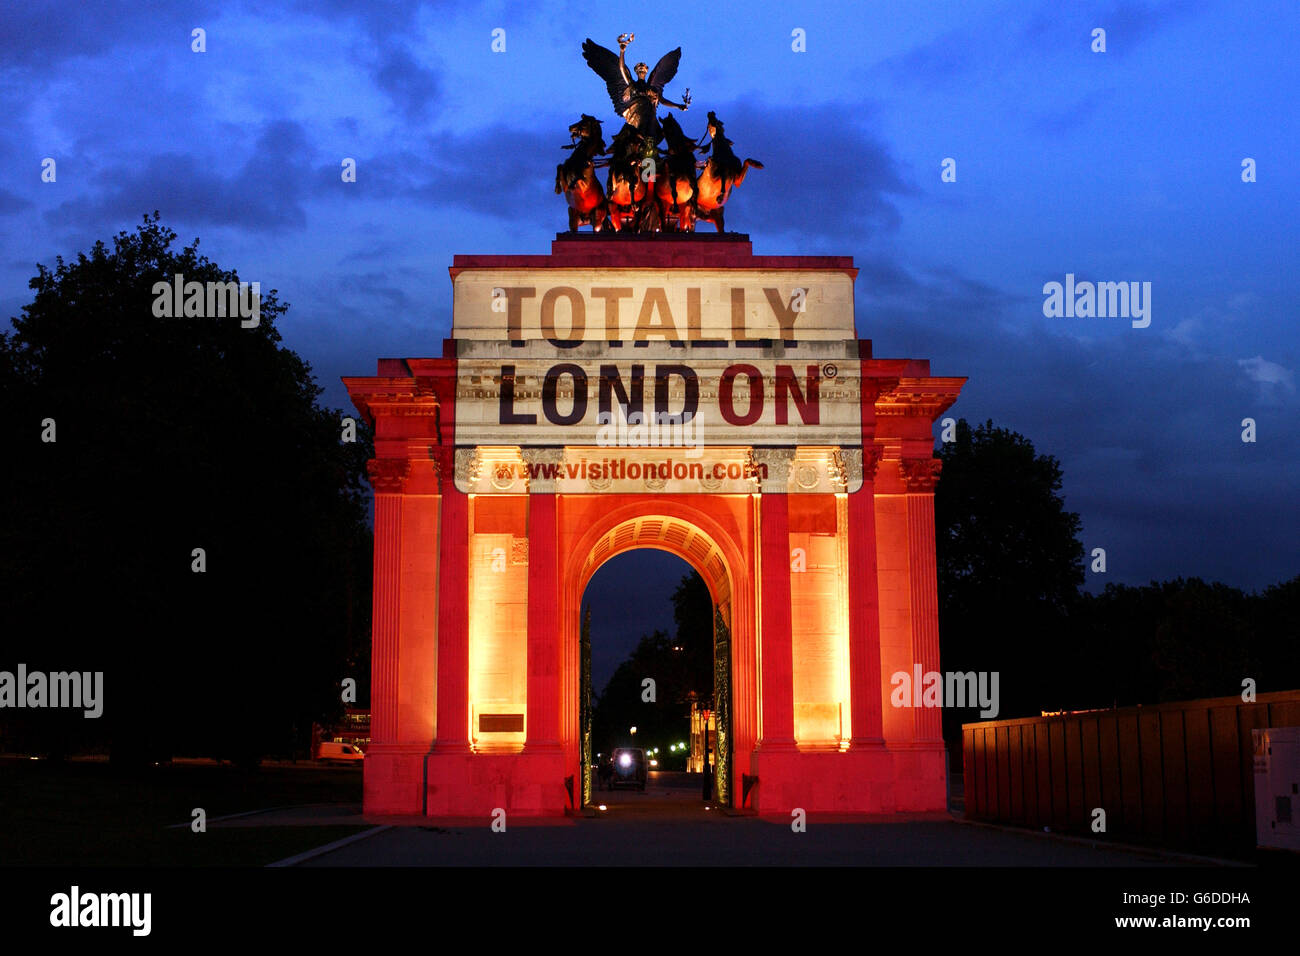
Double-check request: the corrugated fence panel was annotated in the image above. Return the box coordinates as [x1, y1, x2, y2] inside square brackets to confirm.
[1236, 705, 1269, 846]
[1139, 710, 1165, 843]
[1270, 699, 1300, 729]
[1080, 717, 1103, 831]
[1064, 718, 1085, 828]
[1049, 720, 1068, 827]
[1022, 722, 1041, 827]
[995, 724, 1011, 822]
[1183, 708, 1216, 844]
[972, 724, 988, 817]
[1160, 710, 1189, 844]
[960, 691, 1300, 855]
[1035, 722, 1053, 828]
[1209, 705, 1241, 831]
[1117, 711, 1144, 836]
[963, 727, 977, 816]
[1097, 714, 1124, 832]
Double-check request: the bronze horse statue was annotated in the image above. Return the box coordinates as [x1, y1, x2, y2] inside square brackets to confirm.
[604, 124, 658, 232]
[694, 111, 763, 233]
[555, 114, 608, 232]
[654, 113, 699, 232]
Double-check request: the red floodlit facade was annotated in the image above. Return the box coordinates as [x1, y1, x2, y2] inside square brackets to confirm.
[344, 236, 963, 818]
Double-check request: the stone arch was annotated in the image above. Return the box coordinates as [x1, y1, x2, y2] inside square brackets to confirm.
[576, 512, 733, 626]
[557, 494, 758, 806]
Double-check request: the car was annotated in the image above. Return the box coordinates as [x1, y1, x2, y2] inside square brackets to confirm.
[609, 747, 647, 791]
[595, 753, 615, 790]
[318, 741, 365, 763]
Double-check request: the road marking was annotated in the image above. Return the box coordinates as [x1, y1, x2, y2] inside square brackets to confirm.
[266, 826, 392, 867]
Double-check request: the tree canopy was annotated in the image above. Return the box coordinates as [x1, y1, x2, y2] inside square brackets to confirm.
[0, 213, 372, 764]
[934, 418, 1085, 732]
[935, 417, 1298, 733]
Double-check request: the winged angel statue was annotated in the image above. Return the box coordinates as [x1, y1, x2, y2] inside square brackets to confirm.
[557, 34, 760, 232]
[581, 34, 689, 147]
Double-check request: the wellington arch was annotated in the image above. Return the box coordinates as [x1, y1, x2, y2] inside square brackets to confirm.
[344, 235, 965, 818]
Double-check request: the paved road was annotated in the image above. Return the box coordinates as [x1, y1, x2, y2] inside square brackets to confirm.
[293, 772, 1206, 867]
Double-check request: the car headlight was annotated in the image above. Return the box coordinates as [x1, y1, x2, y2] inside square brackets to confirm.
[619, 754, 632, 767]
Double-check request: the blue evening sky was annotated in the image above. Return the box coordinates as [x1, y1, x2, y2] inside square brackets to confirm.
[2, 1, 1295, 684]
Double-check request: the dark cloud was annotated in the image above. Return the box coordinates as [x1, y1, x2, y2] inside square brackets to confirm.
[289, 0, 448, 119]
[1030, 88, 1114, 135]
[44, 121, 313, 233]
[878, 26, 976, 89]
[856, 268, 1299, 591]
[373, 44, 441, 120]
[327, 270, 421, 313]
[691, 100, 915, 243]
[0, 1, 209, 68]
[0, 189, 35, 216]
[317, 124, 563, 221]
[1020, 0, 1205, 55]
[290, 0, 431, 38]
[882, 0, 1204, 88]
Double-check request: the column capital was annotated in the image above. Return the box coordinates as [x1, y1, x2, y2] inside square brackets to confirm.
[456, 446, 527, 494]
[751, 447, 795, 493]
[841, 446, 883, 488]
[453, 448, 476, 489]
[367, 458, 411, 493]
[521, 447, 564, 493]
[900, 457, 943, 493]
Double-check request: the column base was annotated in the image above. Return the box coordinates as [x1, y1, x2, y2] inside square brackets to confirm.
[888, 742, 948, 812]
[363, 745, 429, 816]
[424, 750, 569, 818]
[753, 737, 797, 752]
[748, 748, 897, 814]
[521, 741, 563, 755]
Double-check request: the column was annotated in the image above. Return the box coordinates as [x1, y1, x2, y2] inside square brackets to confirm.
[754, 448, 796, 750]
[433, 454, 471, 753]
[523, 449, 562, 752]
[902, 457, 944, 744]
[846, 447, 887, 747]
[367, 458, 409, 749]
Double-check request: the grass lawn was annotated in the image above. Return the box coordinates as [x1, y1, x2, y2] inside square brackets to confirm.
[0, 756, 366, 865]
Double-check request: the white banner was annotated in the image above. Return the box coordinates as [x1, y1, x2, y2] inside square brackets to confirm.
[451, 269, 856, 341]
[454, 341, 863, 450]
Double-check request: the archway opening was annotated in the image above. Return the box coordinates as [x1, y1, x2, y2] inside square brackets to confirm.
[576, 523, 735, 813]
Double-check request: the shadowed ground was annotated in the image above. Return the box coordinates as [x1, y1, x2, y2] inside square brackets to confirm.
[289, 772, 1221, 867]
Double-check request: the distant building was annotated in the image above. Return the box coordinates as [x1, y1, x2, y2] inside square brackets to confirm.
[312, 708, 370, 758]
[688, 701, 715, 775]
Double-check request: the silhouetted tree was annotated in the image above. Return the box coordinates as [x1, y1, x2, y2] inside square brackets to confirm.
[1253, 574, 1300, 691]
[671, 570, 714, 694]
[0, 214, 372, 765]
[934, 417, 1298, 731]
[1070, 576, 1296, 706]
[935, 418, 1085, 736]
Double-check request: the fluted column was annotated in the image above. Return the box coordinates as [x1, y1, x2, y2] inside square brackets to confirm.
[523, 449, 562, 752]
[846, 447, 887, 747]
[754, 448, 796, 750]
[367, 458, 410, 748]
[433, 456, 471, 753]
[902, 457, 944, 743]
